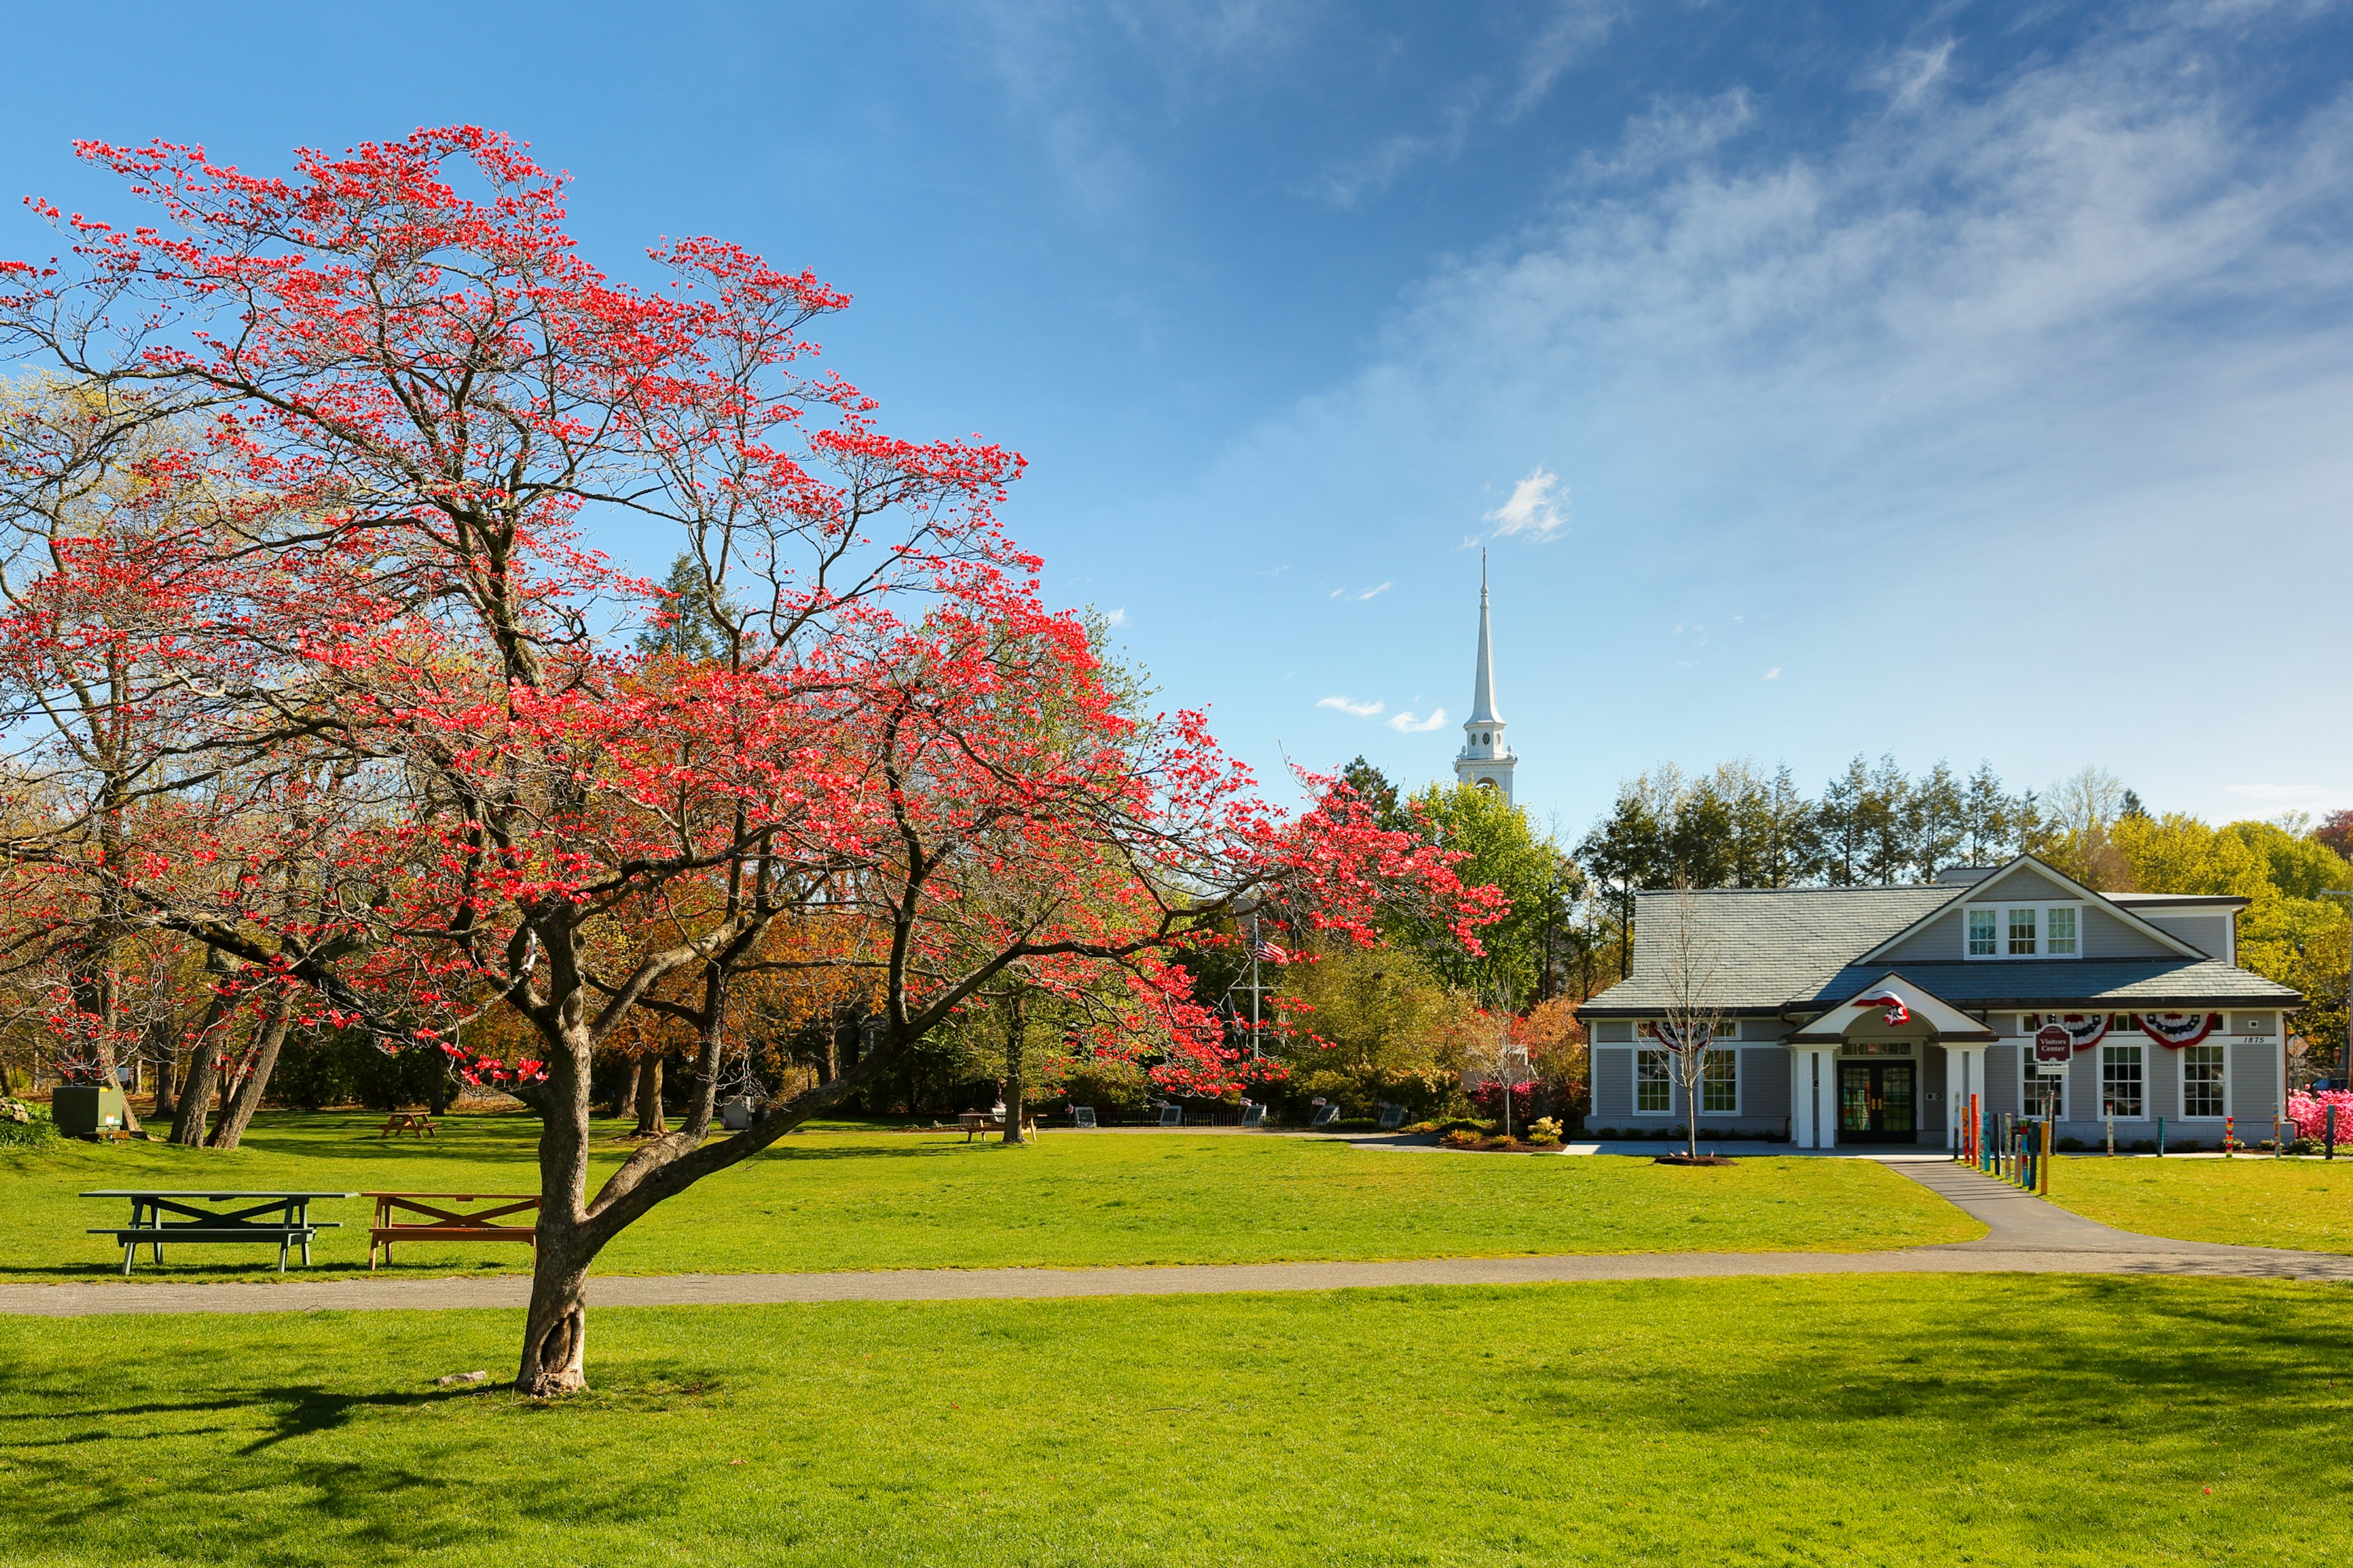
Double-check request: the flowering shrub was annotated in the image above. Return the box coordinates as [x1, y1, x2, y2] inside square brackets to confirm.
[1524, 1116, 1563, 1147]
[2287, 1091, 2353, 1145]
[1468, 1080, 1538, 1120]
[1441, 1127, 1483, 1149]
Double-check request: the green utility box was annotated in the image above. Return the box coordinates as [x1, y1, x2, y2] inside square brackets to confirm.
[52, 1086, 128, 1138]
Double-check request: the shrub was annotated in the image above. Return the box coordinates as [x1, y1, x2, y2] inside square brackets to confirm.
[2057, 1137, 2086, 1152]
[0, 1097, 59, 1148]
[1525, 1116, 1563, 1147]
[2169, 1139, 2200, 1153]
[1441, 1128, 1482, 1149]
[2128, 1139, 2156, 1153]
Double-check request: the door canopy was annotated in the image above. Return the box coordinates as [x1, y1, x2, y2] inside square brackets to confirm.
[1789, 973, 1996, 1045]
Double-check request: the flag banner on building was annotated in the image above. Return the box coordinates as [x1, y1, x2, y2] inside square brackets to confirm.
[2061, 1013, 2110, 1050]
[1643, 1020, 1713, 1051]
[1852, 991, 1910, 1026]
[2134, 1012, 2221, 1048]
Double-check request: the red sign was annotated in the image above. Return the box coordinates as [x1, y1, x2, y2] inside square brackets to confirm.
[2034, 1025, 2072, 1064]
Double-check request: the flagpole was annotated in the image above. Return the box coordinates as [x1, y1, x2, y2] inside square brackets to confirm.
[1249, 914, 1261, 1061]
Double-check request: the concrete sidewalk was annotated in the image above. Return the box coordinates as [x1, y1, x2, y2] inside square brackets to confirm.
[4, 1157, 2344, 1319]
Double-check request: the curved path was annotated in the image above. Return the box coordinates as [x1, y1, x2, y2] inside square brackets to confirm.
[4, 1161, 2347, 1319]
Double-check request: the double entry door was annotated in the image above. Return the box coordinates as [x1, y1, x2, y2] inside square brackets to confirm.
[1839, 1061, 1916, 1143]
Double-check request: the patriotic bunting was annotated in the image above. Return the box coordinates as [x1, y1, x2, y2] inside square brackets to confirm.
[2134, 1012, 2221, 1049]
[2060, 1013, 2109, 1050]
[1643, 1020, 1714, 1051]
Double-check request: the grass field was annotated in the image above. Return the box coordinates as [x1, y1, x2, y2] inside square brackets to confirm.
[2049, 1154, 2353, 1252]
[2, 1274, 2346, 1566]
[0, 1113, 1980, 1281]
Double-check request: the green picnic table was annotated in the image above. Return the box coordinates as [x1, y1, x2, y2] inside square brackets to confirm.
[81, 1190, 357, 1275]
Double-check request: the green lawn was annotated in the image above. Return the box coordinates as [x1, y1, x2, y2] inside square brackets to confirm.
[2048, 1154, 2353, 1252]
[2, 1274, 2346, 1565]
[0, 1112, 1979, 1282]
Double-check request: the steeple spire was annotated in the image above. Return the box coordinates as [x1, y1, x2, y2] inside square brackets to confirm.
[1453, 550, 1515, 803]
[1468, 548, 1501, 724]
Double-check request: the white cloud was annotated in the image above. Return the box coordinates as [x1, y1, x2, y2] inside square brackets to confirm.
[1764, 667, 1781, 680]
[1317, 694, 1385, 717]
[1482, 468, 1569, 542]
[1388, 707, 1449, 732]
[1103, 606, 1127, 626]
[1355, 581, 1393, 600]
[2226, 782, 2336, 802]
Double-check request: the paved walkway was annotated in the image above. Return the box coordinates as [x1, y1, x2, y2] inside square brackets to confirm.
[5, 1161, 2347, 1319]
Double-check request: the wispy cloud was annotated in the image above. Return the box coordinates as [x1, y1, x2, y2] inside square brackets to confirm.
[1866, 37, 1957, 113]
[1388, 707, 1449, 732]
[1330, 581, 1394, 601]
[1317, 694, 1385, 717]
[1103, 606, 1127, 627]
[1483, 467, 1568, 541]
[1764, 667, 1781, 680]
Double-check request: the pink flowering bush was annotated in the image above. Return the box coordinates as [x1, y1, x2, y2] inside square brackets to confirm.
[2286, 1091, 2353, 1145]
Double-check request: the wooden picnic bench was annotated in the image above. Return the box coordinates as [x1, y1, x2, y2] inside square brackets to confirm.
[83, 1189, 355, 1275]
[379, 1112, 437, 1138]
[365, 1192, 540, 1269]
[956, 1110, 1039, 1142]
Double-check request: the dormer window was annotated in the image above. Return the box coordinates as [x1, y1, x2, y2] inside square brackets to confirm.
[1966, 903, 2082, 960]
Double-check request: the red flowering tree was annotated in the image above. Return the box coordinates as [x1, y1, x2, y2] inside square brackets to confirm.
[0, 130, 1498, 1394]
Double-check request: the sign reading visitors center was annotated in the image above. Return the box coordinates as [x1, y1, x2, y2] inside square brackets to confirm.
[2034, 1025, 2073, 1064]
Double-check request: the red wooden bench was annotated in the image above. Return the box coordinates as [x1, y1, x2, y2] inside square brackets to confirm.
[365, 1192, 539, 1270]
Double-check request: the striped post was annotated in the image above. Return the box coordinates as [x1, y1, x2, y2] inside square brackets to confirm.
[2226, 1113, 2235, 1157]
[2040, 1117, 2052, 1195]
[2157, 1115, 2165, 1157]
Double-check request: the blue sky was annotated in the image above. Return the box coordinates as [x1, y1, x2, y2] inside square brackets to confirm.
[6, 1, 2351, 838]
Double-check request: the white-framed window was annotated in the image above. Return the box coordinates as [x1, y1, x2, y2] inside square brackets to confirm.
[1967, 904, 2083, 960]
[2023, 1051, 2065, 1119]
[1701, 1050, 1738, 1115]
[2101, 1043, 2143, 1119]
[2183, 1044, 2227, 1118]
[1636, 1048, 1671, 1114]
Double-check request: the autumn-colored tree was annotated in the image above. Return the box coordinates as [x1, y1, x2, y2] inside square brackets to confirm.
[0, 131, 1496, 1395]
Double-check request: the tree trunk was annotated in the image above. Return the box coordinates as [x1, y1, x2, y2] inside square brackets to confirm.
[151, 1033, 178, 1122]
[170, 952, 238, 1147]
[207, 992, 296, 1150]
[1001, 998, 1028, 1146]
[170, 1043, 219, 1146]
[429, 1059, 454, 1116]
[610, 1058, 637, 1121]
[517, 1230, 593, 1397]
[631, 1055, 666, 1137]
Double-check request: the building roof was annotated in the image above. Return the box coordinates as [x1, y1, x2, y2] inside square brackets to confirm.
[1577, 876, 2302, 1018]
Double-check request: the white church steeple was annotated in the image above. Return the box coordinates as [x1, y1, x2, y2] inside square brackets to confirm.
[1454, 551, 1515, 801]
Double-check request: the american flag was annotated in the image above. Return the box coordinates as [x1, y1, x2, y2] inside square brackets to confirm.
[1251, 935, 1290, 965]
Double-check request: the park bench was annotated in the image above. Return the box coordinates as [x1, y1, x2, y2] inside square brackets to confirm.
[1309, 1104, 1340, 1127]
[84, 1189, 354, 1274]
[379, 1112, 437, 1138]
[956, 1110, 1038, 1142]
[1240, 1102, 1267, 1129]
[366, 1192, 540, 1269]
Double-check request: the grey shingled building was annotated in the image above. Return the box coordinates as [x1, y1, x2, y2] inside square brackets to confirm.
[1575, 854, 2300, 1148]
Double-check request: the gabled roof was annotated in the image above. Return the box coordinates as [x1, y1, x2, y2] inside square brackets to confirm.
[1577, 885, 1959, 1017]
[1852, 854, 2205, 964]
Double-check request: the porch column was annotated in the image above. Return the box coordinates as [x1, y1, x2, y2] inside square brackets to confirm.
[1790, 1048, 1813, 1148]
[1793, 1049, 1833, 1149]
[1946, 1045, 1963, 1151]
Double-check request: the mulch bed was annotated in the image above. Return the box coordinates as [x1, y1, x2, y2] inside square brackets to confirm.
[1654, 1153, 1738, 1167]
